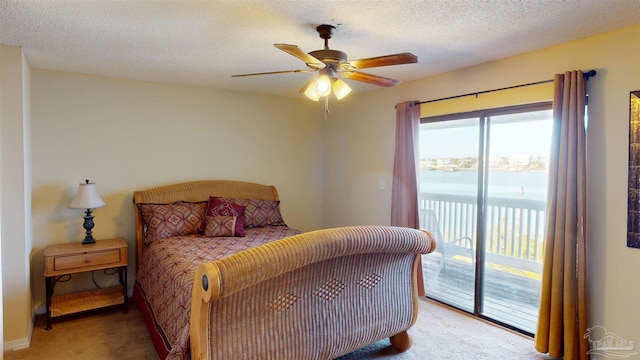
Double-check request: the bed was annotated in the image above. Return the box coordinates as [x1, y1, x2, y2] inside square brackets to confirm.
[132, 180, 436, 360]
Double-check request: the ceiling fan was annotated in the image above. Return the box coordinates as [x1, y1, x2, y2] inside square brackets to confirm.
[232, 24, 418, 101]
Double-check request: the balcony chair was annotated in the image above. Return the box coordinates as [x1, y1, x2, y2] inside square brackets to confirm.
[421, 210, 475, 276]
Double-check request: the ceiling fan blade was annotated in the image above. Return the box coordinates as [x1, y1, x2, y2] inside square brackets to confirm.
[345, 52, 418, 70]
[274, 44, 326, 69]
[232, 69, 317, 77]
[342, 71, 400, 87]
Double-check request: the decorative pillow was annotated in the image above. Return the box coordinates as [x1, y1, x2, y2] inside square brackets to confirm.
[202, 197, 246, 236]
[215, 197, 286, 228]
[203, 216, 240, 237]
[138, 201, 207, 244]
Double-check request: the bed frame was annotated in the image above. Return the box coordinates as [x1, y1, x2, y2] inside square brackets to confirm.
[133, 180, 436, 359]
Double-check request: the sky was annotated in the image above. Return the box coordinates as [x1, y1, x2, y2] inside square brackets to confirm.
[420, 115, 553, 160]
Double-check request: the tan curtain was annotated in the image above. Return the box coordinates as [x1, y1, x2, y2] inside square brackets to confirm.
[535, 71, 588, 359]
[391, 101, 422, 294]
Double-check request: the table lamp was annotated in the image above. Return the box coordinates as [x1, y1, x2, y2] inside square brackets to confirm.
[68, 179, 105, 244]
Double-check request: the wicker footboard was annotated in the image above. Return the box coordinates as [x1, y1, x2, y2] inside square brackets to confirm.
[191, 225, 436, 360]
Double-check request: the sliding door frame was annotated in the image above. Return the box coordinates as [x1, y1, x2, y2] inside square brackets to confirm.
[421, 101, 552, 336]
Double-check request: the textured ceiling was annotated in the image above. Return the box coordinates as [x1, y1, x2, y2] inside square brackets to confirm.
[1, 1, 639, 99]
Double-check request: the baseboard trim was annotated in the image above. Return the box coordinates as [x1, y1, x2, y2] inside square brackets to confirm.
[3, 313, 33, 351]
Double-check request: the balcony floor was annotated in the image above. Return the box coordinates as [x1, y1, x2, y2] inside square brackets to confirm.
[422, 252, 541, 334]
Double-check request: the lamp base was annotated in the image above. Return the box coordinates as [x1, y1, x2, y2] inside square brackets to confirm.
[82, 236, 96, 245]
[81, 209, 96, 245]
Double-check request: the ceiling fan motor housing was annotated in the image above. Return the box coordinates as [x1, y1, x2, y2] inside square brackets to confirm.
[310, 24, 347, 67]
[308, 49, 347, 66]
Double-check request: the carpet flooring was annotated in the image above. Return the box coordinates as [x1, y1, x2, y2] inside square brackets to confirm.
[4, 298, 552, 360]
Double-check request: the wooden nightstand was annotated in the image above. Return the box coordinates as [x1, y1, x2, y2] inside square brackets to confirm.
[44, 237, 128, 329]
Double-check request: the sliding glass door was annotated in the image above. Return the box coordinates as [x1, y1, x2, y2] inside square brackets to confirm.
[419, 117, 479, 312]
[420, 103, 552, 334]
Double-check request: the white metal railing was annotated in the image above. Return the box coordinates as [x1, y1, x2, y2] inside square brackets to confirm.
[419, 192, 546, 274]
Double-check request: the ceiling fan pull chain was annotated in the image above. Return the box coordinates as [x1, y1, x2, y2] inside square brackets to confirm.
[325, 96, 330, 120]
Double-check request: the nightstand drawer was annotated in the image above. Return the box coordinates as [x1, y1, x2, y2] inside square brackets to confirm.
[54, 249, 121, 271]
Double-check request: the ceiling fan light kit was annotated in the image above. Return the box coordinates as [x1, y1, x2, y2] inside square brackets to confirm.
[300, 66, 352, 101]
[232, 24, 418, 101]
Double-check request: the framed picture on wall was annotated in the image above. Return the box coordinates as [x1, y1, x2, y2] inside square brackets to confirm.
[628, 90, 640, 248]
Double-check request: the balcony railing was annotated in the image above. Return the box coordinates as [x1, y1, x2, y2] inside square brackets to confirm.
[419, 192, 547, 275]
[420, 192, 546, 333]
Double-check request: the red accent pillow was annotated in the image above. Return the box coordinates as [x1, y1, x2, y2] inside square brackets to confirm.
[202, 197, 246, 236]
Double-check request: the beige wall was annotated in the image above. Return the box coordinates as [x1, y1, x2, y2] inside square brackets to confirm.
[28, 70, 325, 323]
[1, 45, 32, 349]
[324, 25, 640, 346]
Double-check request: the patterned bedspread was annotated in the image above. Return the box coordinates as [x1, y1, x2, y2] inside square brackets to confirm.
[134, 225, 301, 360]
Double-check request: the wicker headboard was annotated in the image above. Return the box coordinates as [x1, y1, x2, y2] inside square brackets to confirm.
[132, 180, 280, 268]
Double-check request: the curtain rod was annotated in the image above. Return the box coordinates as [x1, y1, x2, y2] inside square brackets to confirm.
[401, 69, 596, 108]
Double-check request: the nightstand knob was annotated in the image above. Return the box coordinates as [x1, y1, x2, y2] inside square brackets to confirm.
[85, 259, 91, 263]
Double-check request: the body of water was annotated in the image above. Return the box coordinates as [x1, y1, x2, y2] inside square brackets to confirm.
[420, 169, 549, 201]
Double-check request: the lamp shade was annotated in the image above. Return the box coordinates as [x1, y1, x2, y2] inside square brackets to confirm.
[68, 180, 105, 209]
[332, 78, 352, 100]
[300, 76, 320, 101]
[314, 74, 332, 97]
